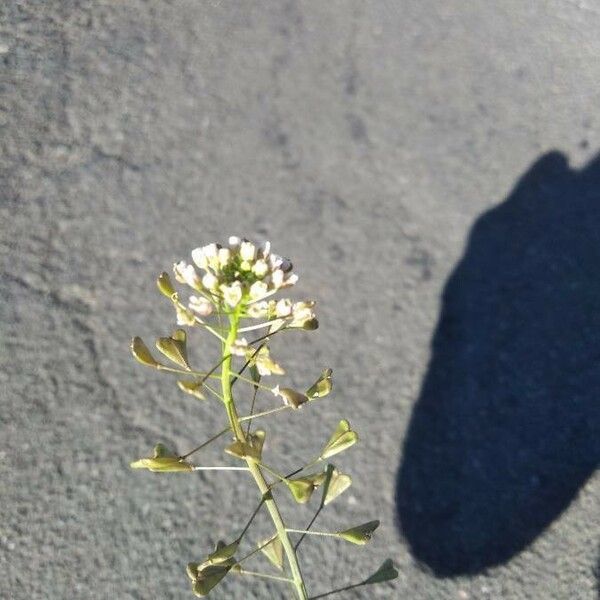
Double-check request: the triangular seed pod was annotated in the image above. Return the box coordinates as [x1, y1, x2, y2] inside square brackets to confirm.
[157, 272, 176, 298]
[130, 456, 193, 472]
[131, 337, 161, 368]
[177, 380, 206, 400]
[320, 419, 358, 459]
[224, 432, 264, 462]
[156, 329, 190, 369]
[130, 444, 193, 472]
[323, 468, 352, 506]
[259, 536, 284, 571]
[287, 472, 325, 504]
[336, 520, 380, 545]
[278, 387, 309, 409]
[306, 368, 333, 399]
[203, 540, 239, 566]
[191, 563, 232, 597]
[287, 478, 315, 504]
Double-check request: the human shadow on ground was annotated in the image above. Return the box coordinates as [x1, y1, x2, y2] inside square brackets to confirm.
[396, 151, 600, 576]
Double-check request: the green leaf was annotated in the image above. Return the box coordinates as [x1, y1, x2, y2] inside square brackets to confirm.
[320, 419, 358, 459]
[337, 520, 380, 545]
[322, 467, 352, 506]
[177, 379, 206, 400]
[157, 271, 176, 298]
[259, 536, 284, 571]
[278, 387, 309, 409]
[363, 558, 399, 585]
[156, 329, 190, 369]
[130, 444, 193, 472]
[131, 337, 161, 368]
[306, 368, 333, 399]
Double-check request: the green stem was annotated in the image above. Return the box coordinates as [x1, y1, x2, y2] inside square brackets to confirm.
[221, 309, 308, 600]
[286, 528, 338, 538]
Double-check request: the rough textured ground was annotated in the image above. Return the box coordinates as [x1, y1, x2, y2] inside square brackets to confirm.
[1, 1, 599, 599]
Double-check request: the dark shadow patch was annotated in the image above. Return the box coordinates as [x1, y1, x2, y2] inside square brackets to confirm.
[396, 151, 600, 576]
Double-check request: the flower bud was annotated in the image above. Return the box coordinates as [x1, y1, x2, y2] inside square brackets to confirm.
[282, 273, 299, 288]
[271, 269, 284, 288]
[189, 296, 213, 317]
[191, 247, 209, 270]
[228, 236, 241, 249]
[218, 247, 231, 267]
[201, 272, 219, 291]
[252, 259, 269, 278]
[240, 241, 256, 262]
[174, 261, 202, 290]
[257, 240, 271, 258]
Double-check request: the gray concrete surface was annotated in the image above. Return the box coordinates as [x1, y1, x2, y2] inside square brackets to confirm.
[1, 1, 599, 598]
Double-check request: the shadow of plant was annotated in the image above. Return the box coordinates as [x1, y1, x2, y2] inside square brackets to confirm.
[396, 151, 600, 576]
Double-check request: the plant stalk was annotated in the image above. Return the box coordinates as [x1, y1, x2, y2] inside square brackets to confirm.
[221, 311, 308, 600]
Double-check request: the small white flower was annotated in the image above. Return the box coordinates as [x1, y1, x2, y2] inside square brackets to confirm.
[290, 301, 317, 328]
[257, 240, 271, 258]
[189, 295, 213, 316]
[203, 243, 219, 258]
[221, 282, 243, 307]
[271, 269, 284, 288]
[176, 305, 196, 326]
[191, 247, 208, 270]
[240, 241, 256, 262]
[252, 259, 269, 278]
[247, 301, 269, 318]
[202, 272, 219, 291]
[174, 261, 202, 290]
[269, 254, 283, 270]
[218, 247, 232, 267]
[229, 338, 249, 356]
[275, 298, 293, 317]
[282, 272, 299, 288]
[271, 384, 281, 396]
[249, 280, 268, 300]
[253, 347, 285, 376]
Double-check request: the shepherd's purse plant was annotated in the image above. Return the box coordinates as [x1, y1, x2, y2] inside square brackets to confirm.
[129, 237, 398, 598]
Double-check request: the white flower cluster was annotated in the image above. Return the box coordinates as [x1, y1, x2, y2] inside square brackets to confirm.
[172, 238, 317, 324]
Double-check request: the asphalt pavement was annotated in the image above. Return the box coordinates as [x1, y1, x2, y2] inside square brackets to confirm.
[1, 2, 599, 599]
